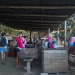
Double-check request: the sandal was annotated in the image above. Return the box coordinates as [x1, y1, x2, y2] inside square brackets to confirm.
[19, 65, 23, 68]
[2, 62, 5, 65]
[16, 66, 19, 69]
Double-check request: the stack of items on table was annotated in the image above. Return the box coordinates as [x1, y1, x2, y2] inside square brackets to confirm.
[44, 40, 58, 48]
[44, 36, 59, 49]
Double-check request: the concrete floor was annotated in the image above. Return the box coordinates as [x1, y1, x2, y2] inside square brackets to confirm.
[0, 54, 75, 75]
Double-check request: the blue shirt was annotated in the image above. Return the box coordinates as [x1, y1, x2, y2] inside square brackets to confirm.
[33, 37, 36, 42]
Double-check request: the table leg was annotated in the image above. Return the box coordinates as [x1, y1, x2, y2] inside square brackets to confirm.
[27, 61, 30, 73]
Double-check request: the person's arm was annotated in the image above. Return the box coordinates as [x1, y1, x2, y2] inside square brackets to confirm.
[22, 37, 25, 44]
[69, 37, 72, 43]
[15, 37, 18, 44]
[14, 40, 17, 46]
[6, 37, 8, 45]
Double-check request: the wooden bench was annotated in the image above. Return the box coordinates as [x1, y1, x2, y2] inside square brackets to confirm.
[23, 58, 33, 73]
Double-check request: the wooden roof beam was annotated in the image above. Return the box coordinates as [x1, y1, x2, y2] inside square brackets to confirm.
[0, 6, 75, 9]
[6, 24, 58, 26]
[11, 27, 50, 31]
[4, 22, 58, 25]
[0, 19, 62, 23]
[9, 26, 54, 31]
[11, 26, 55, 29]
[8, 25, 56, 28]
[0, 14, 68, 17]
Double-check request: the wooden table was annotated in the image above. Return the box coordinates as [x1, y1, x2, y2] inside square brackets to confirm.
[41, 46, 68, 73]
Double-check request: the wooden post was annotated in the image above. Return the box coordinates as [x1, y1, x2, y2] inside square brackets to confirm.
[0, 23, 2, 37]
[48, 28, 50, 36]
[30, 31, 31, 43]
[64, 21, 67, 47]
[57, 28, 60, 45]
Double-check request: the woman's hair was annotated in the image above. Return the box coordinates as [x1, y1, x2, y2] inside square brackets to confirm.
[23, 36, 27, 38]
[1, 32, 6, 37]
[19, 32, 23, 35]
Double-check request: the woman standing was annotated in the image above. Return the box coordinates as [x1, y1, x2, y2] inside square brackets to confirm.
[0, 32, 8, 65]
[33, 36, 36, 46]
[15, 32, 24, 68]
[68, 34, 75, 57]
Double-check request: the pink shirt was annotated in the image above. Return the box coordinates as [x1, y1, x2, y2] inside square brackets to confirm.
[46, 36, 52, 42]
[16, 37, 24, 48]
[69, 37, 75, 44]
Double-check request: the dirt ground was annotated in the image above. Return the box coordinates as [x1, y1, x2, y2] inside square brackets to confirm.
[0, 53, 75, 75]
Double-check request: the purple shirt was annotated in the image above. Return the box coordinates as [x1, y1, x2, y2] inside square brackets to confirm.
[69, 37, 75, 44]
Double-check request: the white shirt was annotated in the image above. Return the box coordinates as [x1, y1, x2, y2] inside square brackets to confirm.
[22, 37, 26, 48]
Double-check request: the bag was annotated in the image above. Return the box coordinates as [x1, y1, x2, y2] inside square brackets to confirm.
[52, 41, 58, 48]
[0, 37, 7, 47]
[48, 42, 53, 48]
